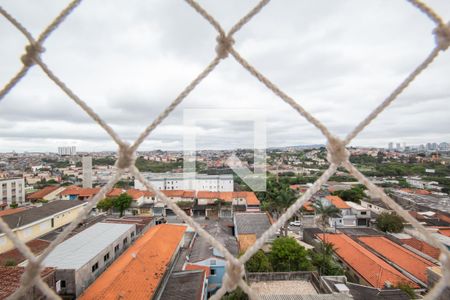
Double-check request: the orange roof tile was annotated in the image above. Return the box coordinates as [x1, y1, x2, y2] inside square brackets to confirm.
[0, 207, 28, 217]
[358, 236, 436, 284]
[126, 189, 144, 200]
[438, 229, 450, 237]
[79, 224, 186, 300]
[27, 186, 60, 201]
[242, 192, 260, 206]
[107, 188, 123, 197]
[400, 238, 440, 260]
[325, 195, 350, 209]
[318, 234, 417, 288]
[302, 201, 315, 212]
[185, 264, 210, 277]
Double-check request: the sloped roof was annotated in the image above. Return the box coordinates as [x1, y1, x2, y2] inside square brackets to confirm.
[237, 233, 257, 252]
[0, 200, 86, 230]
[27, 186, 60, 200]
[318, 234, 417, 288]
[325, 196, 351, 209]
[400, 238, 440, 260]
[0, 207, 28, 217]
[0, 266, 54, 299]
[185, 264, 210, 277]
[160, 270, 205, 300]
[79, 224, 186, 300]
[235, 213, 272, 238]
[358, 236, 436, 284]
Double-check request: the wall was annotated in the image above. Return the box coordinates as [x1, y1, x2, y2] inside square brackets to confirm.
[192, 257, 226, 292]
[0, 203, 87, 253]
[0, 178, 25, 206]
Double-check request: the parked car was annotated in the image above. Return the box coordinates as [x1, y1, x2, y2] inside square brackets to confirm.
[289, 221, 302, 226]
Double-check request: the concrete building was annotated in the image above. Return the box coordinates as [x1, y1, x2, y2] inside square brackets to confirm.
[58, 146, 76, 156]
[134, 172, 234, 192]
[345, 201, 371, 226]
[42, 223, 136, 298]
[0, 177, 25, 208]
[0, 200, 87, 253]
[82, 156, 93, 188]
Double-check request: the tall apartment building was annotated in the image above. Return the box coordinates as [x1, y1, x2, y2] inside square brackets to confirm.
[134, 172, 234, 192]
[82, 156, 93, 188]
[0, 178, 25, 208]
[58, 146, 76, 156]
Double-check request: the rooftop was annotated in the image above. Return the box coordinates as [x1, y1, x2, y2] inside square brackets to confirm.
[400, 238, 440, 260]
[0, 200, 86, 231]
[251, 280, 318, 295]
[318, 234, 417, 288]
[358, 236, 436, 284]
[0, 207, 28, 217]
[26, 185, 61, 201]
[235, 212, 272, 238]
[0, 266, 54, 299]
[42, 223, 135, 270]
[142, 172, 233, 180]
[79, 224, 186, 300]
[160, 270, 205, 300]
[325, 196, 350, 209]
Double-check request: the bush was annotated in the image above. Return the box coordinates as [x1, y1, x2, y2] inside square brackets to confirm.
[269, 237, 313, 272]
[4, 259, 17, 266]
[245, 250, 272, 272]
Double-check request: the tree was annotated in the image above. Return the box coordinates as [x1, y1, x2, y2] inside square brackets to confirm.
[332, 186, 365, 203]
[222, 287, 248, 300]
[269, 237, 313, 272]
[376, 212, 404, 233]
[97, 197, 114, 212]
[395, 282, 416, 299]
[311, 242, 344, 276]
[245, 250, 272, 272]
[313, 200, 340, 233]
[10, 203, 18, 209]
[264, 181, 297, 236]
[113, 193, 133, 217]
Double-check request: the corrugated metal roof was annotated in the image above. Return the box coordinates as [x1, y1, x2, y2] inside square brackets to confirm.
[42, 223, 134, 270]
[235, 213, 272, 238]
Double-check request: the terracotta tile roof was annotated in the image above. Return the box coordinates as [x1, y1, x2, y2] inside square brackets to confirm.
[318, 234, 417, 288]
[400, 238, 440, 260]
[358, 236, 436, 284]
[0, 207, 28, 217]
[325, 195, 351, 209]
[60, 186, 101, 197]
[196, 191, 260, 205]
[126, 189, 144, 200]
[107, 188, 123, 197]
[0, 266, 54, 299]
[79, 224, 186, 300]
[438, 228, 450, 237]
[437, 213, 450, 224]
[242, 192, 260, 206]
[185, 263, 210, 277]
[0, 239, 50, 266]
[27, 186, 60, 201]
[302, 201, 315, 212]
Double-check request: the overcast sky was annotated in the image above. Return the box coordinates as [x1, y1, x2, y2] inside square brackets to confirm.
[0, 0, 449, 152]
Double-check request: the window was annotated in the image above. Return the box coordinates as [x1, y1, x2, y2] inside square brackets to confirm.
[131, 232, 135, 238]
[114, 245, 120, 253]
[123, 237, 128, 246]
[51, 218, 54, 228]
[211, 268, 216, 275]
[60, 280, 66, 288]
[361, 211, 367, 215]
[104, 252, 110, 262]
[91, 262, 99, 272]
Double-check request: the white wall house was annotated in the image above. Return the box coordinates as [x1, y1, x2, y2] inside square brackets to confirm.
[0, 177, 25, 207]
[135, 173, 234, 192]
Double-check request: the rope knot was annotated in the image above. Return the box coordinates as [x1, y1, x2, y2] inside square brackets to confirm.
[21, 43, 44, 66]
[223, 261, 244, 291]
[326, 136, 349, 165]
[216, 35, 234, 59]
[116, 144, 136, 169]
[433, 22, 450, 51]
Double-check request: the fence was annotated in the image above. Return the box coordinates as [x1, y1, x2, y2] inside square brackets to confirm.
[0, 0, 449, 299]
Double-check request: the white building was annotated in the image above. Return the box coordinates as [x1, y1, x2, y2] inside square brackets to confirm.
[134, 172, 234, 192]
[58, 146, 76, 156]
[82, 156, 93, 188]
[0, 177, 25, 208]
[42, 222, 136, 298]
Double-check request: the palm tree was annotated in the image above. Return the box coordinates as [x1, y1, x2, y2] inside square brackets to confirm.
[272, 187, 297, 236]
[313, 200, 340, 235]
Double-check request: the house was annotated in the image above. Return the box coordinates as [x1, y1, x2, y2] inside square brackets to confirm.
[186, 220, 238, 295]
[317, 233, 417, 289]
[0, 200, 87, 254]
[360, 198, 392, 215]
[234, 212, 274, 252]
[160, 270, 207, 300]
[41, 223, 136, 298]
[59, 187, 101, 201]
[0, 266, 55, 299]
[322, 196, 356, 227]
[357, 236, 437, 287]
[27, 185, 66, 202]
[194, 191, 261, 218]
[345, 201, 371, 226]
[78, 224, 187, 300]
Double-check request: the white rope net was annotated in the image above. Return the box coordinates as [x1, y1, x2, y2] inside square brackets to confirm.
[0, 0, 449, 299]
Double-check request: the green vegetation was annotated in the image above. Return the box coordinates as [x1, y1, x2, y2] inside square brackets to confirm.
[245, 250, 272, 272]
[93, 157, 116, 166]
[9, 203, 18, 209]
[4, 259, 17, 267]
[269, 237, 313, 272]
[176, 201, 193, 209]
[395, 282, 416, 299]
[376, 212, 404, 233]
[313, 201, 340, 232]
[97, 193, 132, 217]
[97, 197, 115, 212]
[222, 287, 248, 300]
[332, 185, 365, 203]
[311, 242, 344, 276]
[135, 157, 183, 172]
